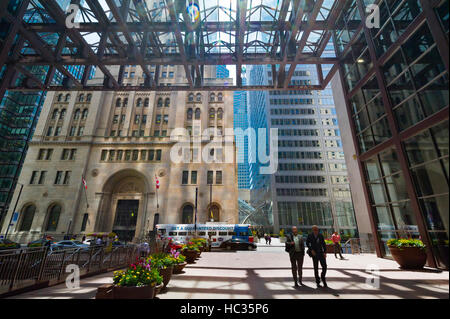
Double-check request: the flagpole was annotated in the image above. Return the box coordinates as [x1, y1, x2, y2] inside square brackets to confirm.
[82, 175, 89, 208]
[155, 174, 159, 212]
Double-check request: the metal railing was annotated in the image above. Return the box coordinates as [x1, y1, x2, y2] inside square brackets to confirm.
[0, 245, 138, 297]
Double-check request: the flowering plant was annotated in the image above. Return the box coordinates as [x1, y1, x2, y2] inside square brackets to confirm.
[182, 241, 200, 252]
[387, 239, 426, 249]
[325, 240, 334, 245]
[113, 257, 162, 287]
[170, 248, 186, 264]
[148, 253, 176, 269]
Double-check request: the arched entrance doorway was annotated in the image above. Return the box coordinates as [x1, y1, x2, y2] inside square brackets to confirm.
[207, 203, 220, 222]
[96, 169, 149, 242]
[182, 204, 194, 224]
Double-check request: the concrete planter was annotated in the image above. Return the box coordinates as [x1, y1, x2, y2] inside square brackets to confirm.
[154, 283, 164, 296]
[182, 250, 198, 263]
[173, 262, 187, 274]
[112, 284, 156, 299]
[159, 265, 173, 288]
[388, 246, 427, 269]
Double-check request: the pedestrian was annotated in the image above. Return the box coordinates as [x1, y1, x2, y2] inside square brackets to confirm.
[82, 235, 86, 243]
[306, 225, 328, 288]
[96, 237, 102, 246]
[331, 231, 344, 259]
[264, 233, 268, 245]
[208, 233, 213, 252]
[285, 226, 305, 287]
[268, 234, 271, 245]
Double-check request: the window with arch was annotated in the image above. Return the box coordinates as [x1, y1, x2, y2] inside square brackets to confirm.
[157, 98, 163, 107]
[144, 98, 149, 107]
[196, 93, 202, 102]
[217, 93, 223, 102]
[195, 108, 201, 119]
[45, 204, 61, 232]
[187, 108, 193, 120]
[82, 109, 88, 119]
[51, 109, 59, 120]
[123, 98, 128, 107]
[78, 94, 84, 102]
[188, 93, 194, 102]
[65, 94, 71, 102]
[86, 94, 92, 102]
[73, 108, 81, 120]
[57, 94, 63, 102]
[182, 204, 194, 224]
[116, 98, 121, 107]
[136, 98, 143, 107]
[19, 204, 36, 231]
[209, 93, 215, 102]
[164, 98, 170, 107]
[217, 108, 223, 120]
[59, 109, 66, 120]
[209, 108, 215, 120]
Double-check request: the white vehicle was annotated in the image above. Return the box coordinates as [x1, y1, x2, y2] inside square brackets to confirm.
[156, 223, 253, 248]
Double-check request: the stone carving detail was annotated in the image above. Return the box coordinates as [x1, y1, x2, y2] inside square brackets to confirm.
[118, 182, 140, 193]
[92, 169, 99, 177]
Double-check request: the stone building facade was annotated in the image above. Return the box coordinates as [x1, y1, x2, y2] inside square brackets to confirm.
[2, 67, 238, 243]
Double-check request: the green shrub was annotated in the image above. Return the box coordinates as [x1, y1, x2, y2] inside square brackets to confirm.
[387, 239, 426, 249]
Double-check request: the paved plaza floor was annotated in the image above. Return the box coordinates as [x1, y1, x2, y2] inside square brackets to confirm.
[7, 246, 449, 299]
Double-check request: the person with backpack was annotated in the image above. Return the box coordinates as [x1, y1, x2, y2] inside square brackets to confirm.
[285, 226, 305, 287]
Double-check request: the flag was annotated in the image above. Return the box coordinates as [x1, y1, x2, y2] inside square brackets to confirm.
[82, 176, 87, 190]
[155, 176, 160, 189]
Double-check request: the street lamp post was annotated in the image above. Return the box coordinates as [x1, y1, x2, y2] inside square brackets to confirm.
[194, 187, 198, 236]
[4, 183, 24, 239]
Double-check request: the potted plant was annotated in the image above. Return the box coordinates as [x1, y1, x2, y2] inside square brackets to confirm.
[325, 239, 335, 254]
[149, 253, 174, 289]
[191, 238, 207, 252]
[112, 258, 162, 299]
[171, 249, 188, 274]
[181, 242, 200, 263]
[387, 239, 427, 269]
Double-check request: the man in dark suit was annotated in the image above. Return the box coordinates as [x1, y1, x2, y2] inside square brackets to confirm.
[285, 226, 305, 287]
[306, 225, 328, 288]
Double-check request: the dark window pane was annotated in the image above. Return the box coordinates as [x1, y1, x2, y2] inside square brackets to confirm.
[418, 74, 449, 117]
[431, 121, 449, 157]
[387, 70, 415, 107]
[354, 108, 370, 133]
[411, 161, 449, 197]
[404, 129, 439, 166]
[380, 147, 402, 175]
[393, 96, 426, 131]
[410, 47, 446, 89]
[382, 49, 408, 85]
[392, 0, 422, 36]
[420, 194, 449, 231]
[391, 200, 417, 230]
[366, 94, 385, 123]
[372, 116, 392, 145]
[385, 173, 410, 201]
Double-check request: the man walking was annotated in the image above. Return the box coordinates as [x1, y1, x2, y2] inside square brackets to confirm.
[331, 231, 344, 259]
[306, 225, 328, 288]
[286, 226, 305, 287]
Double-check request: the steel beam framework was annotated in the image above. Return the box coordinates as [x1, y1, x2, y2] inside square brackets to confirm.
[0, 0, 351, 95]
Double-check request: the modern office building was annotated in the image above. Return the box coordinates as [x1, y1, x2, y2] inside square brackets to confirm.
[331, 0, 448, 269]
[245, 62, 357, 237]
